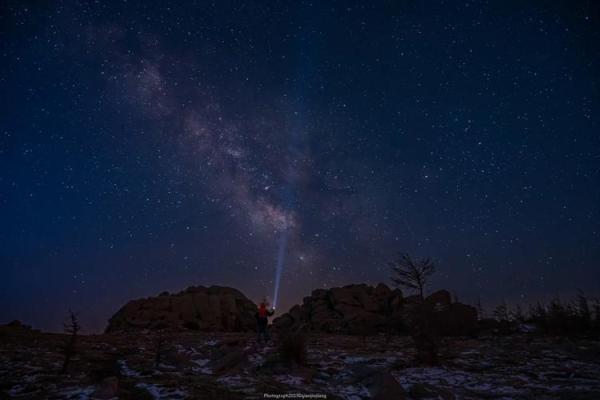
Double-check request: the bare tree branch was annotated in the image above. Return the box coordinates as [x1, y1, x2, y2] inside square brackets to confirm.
[388, 252, 436, 299]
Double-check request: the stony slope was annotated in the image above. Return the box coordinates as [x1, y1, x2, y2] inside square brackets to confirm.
[2, 326, 600, 399]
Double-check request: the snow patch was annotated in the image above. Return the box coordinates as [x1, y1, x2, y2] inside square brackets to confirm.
[118, 359, 143, 377]
[58, 386, 95, 400]
[135, 383, 186, 399]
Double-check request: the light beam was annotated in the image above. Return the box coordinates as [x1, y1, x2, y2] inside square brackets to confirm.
[272, 228, 289, 309]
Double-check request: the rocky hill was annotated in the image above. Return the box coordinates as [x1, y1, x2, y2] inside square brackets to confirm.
[105, 283, 478, 336]
[106, 285, 258, 333]
[272, 283, 478, 336]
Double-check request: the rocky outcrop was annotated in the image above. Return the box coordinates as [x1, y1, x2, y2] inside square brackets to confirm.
[273, 284, 478, 336]
[0, 320, 39, 335]
[273, 283, 405, 334]
[419, 289, 478, 336]
[106, 286, 258, 333]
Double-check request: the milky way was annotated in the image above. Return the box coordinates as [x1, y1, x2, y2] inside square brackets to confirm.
[1, 1, 599, 332]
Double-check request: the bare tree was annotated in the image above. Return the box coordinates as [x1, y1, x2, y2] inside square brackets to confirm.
[576, 289, 591, 324]
[476, 296, 484, 320]
[61, 310, 81, 374]
[388, 253, 435, 299]
[510, 304, 525, 323]
[493, 300, 509, 322]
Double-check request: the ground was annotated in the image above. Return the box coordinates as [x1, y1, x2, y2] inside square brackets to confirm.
[1, 329, 600, 399]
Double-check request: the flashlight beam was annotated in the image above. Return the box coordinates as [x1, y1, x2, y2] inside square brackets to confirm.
[272, 228, 289, 309]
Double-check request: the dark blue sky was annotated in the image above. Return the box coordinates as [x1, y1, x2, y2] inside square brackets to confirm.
[1, 0, 599, 332]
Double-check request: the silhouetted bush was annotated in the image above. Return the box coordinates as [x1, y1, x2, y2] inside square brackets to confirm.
[61, 310, 81, 374]
[489, 292, 600, 337]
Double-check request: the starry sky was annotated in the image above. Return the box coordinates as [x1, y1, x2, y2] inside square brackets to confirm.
[1, 1, 599, 332]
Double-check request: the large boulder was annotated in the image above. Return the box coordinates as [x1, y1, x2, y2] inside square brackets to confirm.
[425, 290, 452, 310]
[419, 290, 478, 336]
[433, 303, 478, 336]
[407, 292, 478, 338]
[105, 285, 258, 333]
[273, 283, 405, 335]
[273, 284, 478, 337]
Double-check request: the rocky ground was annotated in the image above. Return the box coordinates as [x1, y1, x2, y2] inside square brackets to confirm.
[2, 328, 600, 399]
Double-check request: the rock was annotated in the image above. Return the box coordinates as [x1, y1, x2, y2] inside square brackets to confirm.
[210, 348, 246, 375]
[274, 283, 477, 337]
[425, 290, 452, 309]
[92, 376, 119, 399]
[105, 286, 258, 333]
[433, 303, 478, 336]
[4, 320, 32, 330]
[404, 295, 422, 304]
[296, 366, 317, 383]
[0, 320, 37, 335]
[273, 283, 405, 335]
[349, 364, 379, 382]
[410, 383, 455, 400]
[359, 370, 407, 400]
[374, 283, 392, 297]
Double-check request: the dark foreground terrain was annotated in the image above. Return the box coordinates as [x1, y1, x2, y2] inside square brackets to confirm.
[2, 327, 600, 399]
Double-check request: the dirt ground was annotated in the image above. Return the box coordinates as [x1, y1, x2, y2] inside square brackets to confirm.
[2, 328, 600, 399]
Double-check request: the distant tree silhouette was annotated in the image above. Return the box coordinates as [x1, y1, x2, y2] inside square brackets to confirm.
[493, 300, 509, 323]
[521, 294, 599, 337]
[61, 310, 81, 374]
[529, 302, 548, 330]
[388, 252, 435, 299]
[592, 298, 600, 333]
[576, 290, 591, 328]
[510, 304, 525, 323]
[476, 296, 484, 320]
[388, 253, 439, 364]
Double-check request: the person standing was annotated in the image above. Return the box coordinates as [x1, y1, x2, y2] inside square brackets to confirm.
[256, 299, 274, 343]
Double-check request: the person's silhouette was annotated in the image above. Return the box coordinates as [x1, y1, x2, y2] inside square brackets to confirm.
[256, 299, 274, 344]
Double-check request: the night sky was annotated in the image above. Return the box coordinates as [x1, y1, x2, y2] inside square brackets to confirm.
[2, 1, 599, 333]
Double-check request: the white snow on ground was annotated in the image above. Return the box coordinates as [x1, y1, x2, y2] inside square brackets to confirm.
[191, 358, 210, 367]
[333, 384, 370, 400]
[175, 344, 200, 357]
[248, 352, 265, 366]
[118, 359, 143, 377]
[342, 355, 368, 363]
[8, 385, 24, 396]
[274, 374, 304, 385]
[216, 374, 248, 387]
[191, 357, 212, 374]
[217, 375, 255, 388]
[192, 366, 213, 374]
[3, 334, 600, 399]
[135, 383, 186, 399]
[215, 374, 258, 394]
[58, 386, 95, 400]
[393, 366, 521, 394]
[156, 363, 177, 371]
